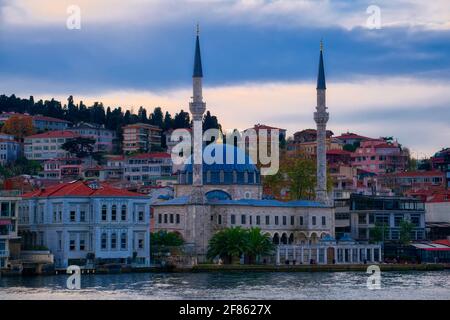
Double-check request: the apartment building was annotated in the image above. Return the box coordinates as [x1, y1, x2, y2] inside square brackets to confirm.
[122, 123, 162, 153]
[24, 131, 78, 161]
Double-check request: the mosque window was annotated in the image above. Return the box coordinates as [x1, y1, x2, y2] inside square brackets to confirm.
[275, 216, 279, 225]
[176, 214, 180, 224]
[299, 216, 304, 225]
[290, 216, 295, 225]
[158, 214, 162, 224]
[231, 214, 236, 225]
[164, 214, 168, 224]
[322, 216, 326, 225]
[241, 215, 246, 225]
[256, 216, 261, 225]
[282, 216, 287, 225]
[312, 216, 317, 225]
[170, 214, 174, 224]
[218, 215, 222, 225]
[265, 215, 270, 225]
[249, 216, 252, 225]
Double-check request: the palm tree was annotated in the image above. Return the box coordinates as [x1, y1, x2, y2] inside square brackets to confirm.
[207, 227, 248, 264]
[245, 228, 274, 264]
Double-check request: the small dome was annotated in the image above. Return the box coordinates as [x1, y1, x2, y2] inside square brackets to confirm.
[179, 143, 260, 185]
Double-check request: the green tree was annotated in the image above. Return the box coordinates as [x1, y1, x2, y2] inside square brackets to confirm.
[246, 227, 274, 264]
[150, 230, 184, 247]
[61, 137, 96, 158]
[399, 220, 414, 245]
[207, 227, 248, 264]
[370, 222, 388, 243]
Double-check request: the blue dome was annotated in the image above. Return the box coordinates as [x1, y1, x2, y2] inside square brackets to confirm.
[179, 144, 260, 185]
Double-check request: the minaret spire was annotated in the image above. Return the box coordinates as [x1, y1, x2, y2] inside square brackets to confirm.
[189, 24, 206, 202]
[314, 40, 329, 203]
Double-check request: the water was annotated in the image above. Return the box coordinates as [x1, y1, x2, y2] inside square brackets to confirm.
[1, 271, 449, 300]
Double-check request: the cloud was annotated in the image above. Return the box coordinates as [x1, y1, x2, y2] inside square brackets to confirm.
[1, 0, 450, 30]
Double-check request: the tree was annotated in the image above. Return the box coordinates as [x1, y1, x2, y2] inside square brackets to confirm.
[150, 230, 184, 247]
[150, 107, 164, 128]
[245, 228, 274, 264]
[61, 137, 96, 158]
[0, 157, 42, 179]
[1, 115, 34, 141]
[173, 109, 191, 129]
[370, 222, 388, 243]
[203, 110, 221, 132]
[207, 227, 274, 264]
[207, 227, 248, 264]
[399, 220, 414, 245]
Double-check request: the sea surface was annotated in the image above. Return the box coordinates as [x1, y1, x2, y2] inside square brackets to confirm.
[1, 270, 449, 300]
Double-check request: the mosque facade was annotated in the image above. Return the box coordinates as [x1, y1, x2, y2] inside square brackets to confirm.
[153, 30, 381, 264]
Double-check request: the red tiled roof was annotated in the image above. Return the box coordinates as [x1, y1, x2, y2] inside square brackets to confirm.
[32, 115, 71, 123]
[22, 180, 147, 198]
[389, 171, 444, 178]
[335, 132, 372, 140]
[433, 239, 450, 247]
[25, 130, 78, 139]
[252, 124, 286, 131]
[128, 152, 171, 159]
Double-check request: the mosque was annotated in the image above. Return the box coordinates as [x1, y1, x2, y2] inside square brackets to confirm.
[153, 29, 382, 264]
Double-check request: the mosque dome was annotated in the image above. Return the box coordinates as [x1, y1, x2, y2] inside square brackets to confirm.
[178, 143, 260, 185]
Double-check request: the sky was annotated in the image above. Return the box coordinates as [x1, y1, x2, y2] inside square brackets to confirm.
[0, 0, 449, 157]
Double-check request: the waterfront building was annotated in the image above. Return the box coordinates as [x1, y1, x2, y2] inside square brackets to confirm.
[24, 130, 78, 161]
[0, 191, 21, 270]
[122, 123, 162, 153]
[67, 122, 117, 153]
[19, 180, 151, 268]
[349, 193, 426, 242]
[0, 134, 21, 165]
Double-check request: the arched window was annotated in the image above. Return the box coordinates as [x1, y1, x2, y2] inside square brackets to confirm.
[121, 205, 127, 221]
[101, 233, 107, 250]
[111, 205, 117, 221]
[101, 205, 107, 221]
[111, 233, 117, 249]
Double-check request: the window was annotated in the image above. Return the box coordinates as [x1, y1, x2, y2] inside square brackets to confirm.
[170, 214, 174, 224]
[241, 215, 246, 224]
[164, 214, 168, 224]
[138, 211, 144, 222]
[312, 216, 317, 226]
[299, 216, 304, 226]
[70, 239, 76, 251]
[121, 233, 127, 250]
[322, 216, 326, 226]
[176, 214, 180, 224]
[111, 233, 117, 250]
[79, 238, 86, 251]
[101, 233, 107, 250]
[102, 205, 107, 221]
[138, 239, 144, 249]
[217, 214, 221, 225]
[111, 205, 117, 221]
[256, 215, 261, 225]
[290, 216, 294, 226]
[275, 216, 279, 225]
[80, 210, 86, 222]
[70, 211, 76, 222]
[158, 214, 162, 224]
[231, 214, 236, 225]
[265, 215, 270, 225]
[121, 205, 127, 221]
[282, 216, 287, 225]
[249, 215, 252, 225]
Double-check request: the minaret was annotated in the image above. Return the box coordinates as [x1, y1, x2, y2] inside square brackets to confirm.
[314, 40, 329, 203]
[189, 24, 206, 203]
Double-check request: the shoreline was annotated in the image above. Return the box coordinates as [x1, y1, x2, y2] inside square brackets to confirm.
[1, 263, 447, 277]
